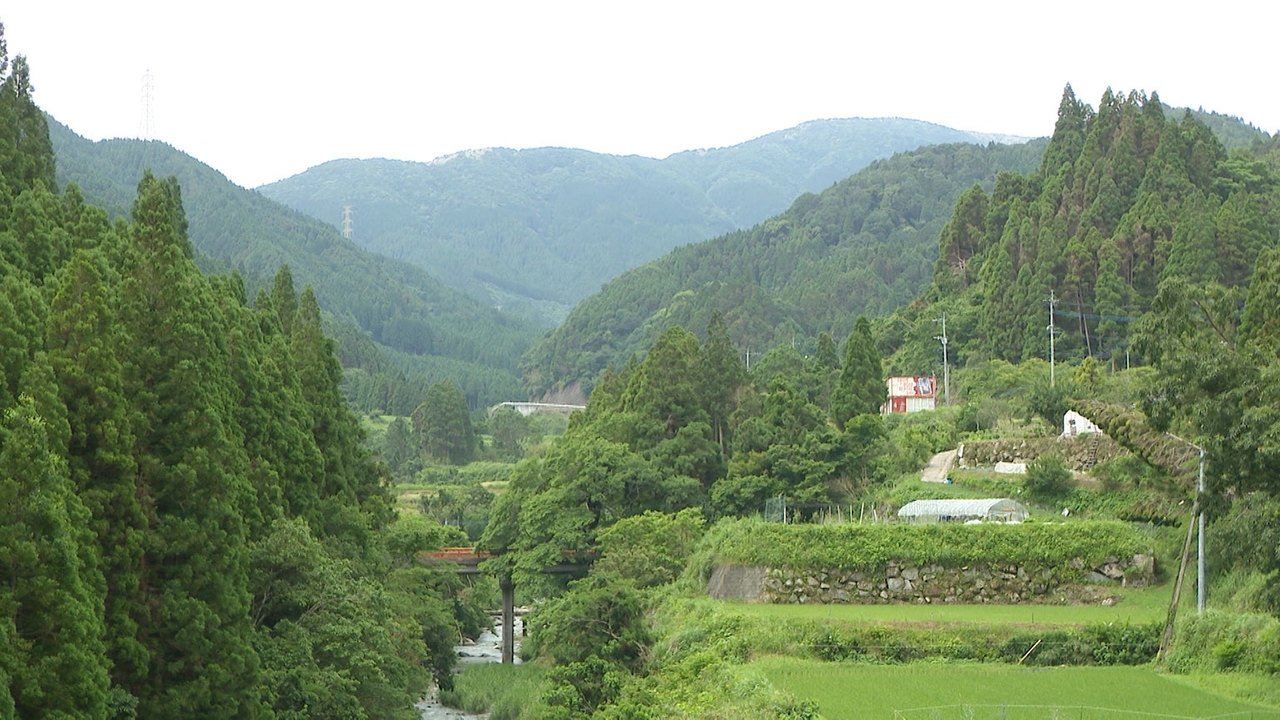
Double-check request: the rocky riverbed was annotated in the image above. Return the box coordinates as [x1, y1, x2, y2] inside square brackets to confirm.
[417, 615, 524, 719]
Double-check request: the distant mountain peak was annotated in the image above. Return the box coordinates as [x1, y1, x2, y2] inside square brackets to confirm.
[428, 147, 498, 165]
[261, 116, 1015, 326]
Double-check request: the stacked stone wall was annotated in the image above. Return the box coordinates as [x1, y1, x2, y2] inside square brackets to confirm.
[960, 435, 1122, 471]
[709, 554, 1153, 605]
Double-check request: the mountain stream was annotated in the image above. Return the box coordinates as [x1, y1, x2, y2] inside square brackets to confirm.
[417, 615, 523, 719]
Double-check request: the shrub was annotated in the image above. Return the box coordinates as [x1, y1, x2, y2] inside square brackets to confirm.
[1025, 453, 1073, 499]
[1166, 610, 1280, 674]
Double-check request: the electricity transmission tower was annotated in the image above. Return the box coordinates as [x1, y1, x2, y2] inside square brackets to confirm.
[341, 205, 354, 240]
[140, 69, 154, 140]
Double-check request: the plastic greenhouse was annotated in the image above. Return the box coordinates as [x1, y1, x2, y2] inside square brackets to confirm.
[896, 498, 1028, 524]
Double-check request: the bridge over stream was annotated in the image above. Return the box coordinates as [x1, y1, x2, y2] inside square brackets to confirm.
[421, 548, 590, 664]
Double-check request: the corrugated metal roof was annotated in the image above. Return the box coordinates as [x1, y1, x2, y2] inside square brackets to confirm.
[897, 498, 1025, 517]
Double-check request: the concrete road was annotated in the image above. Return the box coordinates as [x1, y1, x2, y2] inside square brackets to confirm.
[921, 449, 957, 483]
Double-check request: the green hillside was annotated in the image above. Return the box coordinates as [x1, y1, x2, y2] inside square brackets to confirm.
[520, 139, 1046, 396]
[882, 87, 1280, 373]
[259, 119, 1015, 325]
[47, 118, 535, 406]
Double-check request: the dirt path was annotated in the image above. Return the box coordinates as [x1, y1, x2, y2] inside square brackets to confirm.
[921, 449, 957, 483]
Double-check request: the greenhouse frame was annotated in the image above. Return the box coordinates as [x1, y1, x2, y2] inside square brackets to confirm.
[896, 498, 1029, 524]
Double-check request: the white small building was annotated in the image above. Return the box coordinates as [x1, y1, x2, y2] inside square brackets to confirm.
[1062, 410, 1101, 438]
[897, 498, 1029, 524]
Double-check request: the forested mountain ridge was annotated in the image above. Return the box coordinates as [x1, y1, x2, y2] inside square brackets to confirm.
[47, 118, 536, 406]
[520, 138, 1047, 397]
[0, 30, 484, 718]
[259, 119, 1019, 325]
[881, 87, 1279, 373]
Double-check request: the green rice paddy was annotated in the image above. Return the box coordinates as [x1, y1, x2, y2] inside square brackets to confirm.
[754, 659, 1280, 719]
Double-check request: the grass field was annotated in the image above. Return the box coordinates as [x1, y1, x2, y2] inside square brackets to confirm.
[713, 584, 1173, 627]
[754, 659, 1280, 719]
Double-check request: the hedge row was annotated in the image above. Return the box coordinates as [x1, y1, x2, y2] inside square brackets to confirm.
[806, 621, 1160, 666]
[699, 518, 1149, 573]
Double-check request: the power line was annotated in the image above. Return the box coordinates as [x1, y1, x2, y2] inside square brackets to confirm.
[1053, 307, 1142, 323]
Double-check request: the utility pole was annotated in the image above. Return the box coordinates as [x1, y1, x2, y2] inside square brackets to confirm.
[1196, 445, 1206, 614]
[1167, 432, 1207, 614]
[933, 313, 950, 406]
[1047, 289, 1058, 388]
[341, 205, 354, 240]
[1156, 433, 1208, 663]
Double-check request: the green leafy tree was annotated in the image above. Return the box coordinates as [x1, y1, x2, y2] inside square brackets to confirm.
[934, 184, 989, 291]
[530, 573, 650, 671]
[31, 103, 149, 717]
[486, 405, 531, 461]
[715, 376, 837, 516]
[592, 508, 705, 588]
[622, 325, 708, 442]
[269, 264, 299, 337]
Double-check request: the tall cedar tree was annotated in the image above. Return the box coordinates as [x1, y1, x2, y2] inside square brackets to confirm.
[831, 316, 884, 428]
[291, 285, 394, 553]
[119, 172, 264, 717]
[699, 311, 745, 456]
[412, 380, 476, 465]
[0, 26, 56, 204]
[45, 248, 151, 689]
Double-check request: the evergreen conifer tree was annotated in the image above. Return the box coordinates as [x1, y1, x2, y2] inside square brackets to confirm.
[45, 248, 150, 691]
[412, 380, 476, 465]
[831, 316, 883, 429]
[118, 172, 264, 717]
[699, 311, 744, 456]
[0, 380, 111, 719]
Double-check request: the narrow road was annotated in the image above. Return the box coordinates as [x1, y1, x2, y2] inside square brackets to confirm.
[921, 449, 957, 483]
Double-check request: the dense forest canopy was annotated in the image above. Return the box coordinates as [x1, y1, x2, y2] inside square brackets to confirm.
[883, 86, 1279, 373]
[0, 28, 485, 718]
[47, 118, 535, 410]
[519, 139, 1047, 398]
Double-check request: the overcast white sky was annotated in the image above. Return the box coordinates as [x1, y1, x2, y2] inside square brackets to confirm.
[4, 2, 1277, 188]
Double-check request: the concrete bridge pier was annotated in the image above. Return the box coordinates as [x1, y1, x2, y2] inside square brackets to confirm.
[500, 574, 515, 665]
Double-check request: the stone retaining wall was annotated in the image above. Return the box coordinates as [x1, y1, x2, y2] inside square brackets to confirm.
[709, 554, 1154, 605]
[960, 435, 1122, 471]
